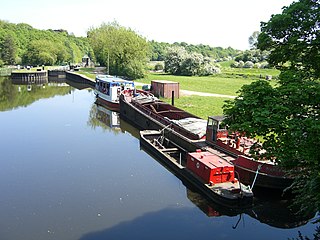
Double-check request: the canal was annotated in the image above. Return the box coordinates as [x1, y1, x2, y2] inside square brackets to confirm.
[0, 77, 317, 240]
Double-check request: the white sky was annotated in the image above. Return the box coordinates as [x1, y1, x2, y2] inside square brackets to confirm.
[1, 0, 295, 50]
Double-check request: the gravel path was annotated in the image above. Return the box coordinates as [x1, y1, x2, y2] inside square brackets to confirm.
[180, 89, 236, 99]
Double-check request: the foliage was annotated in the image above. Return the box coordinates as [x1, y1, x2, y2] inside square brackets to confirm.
[258, 0, 320, 79]
[0, 20, 94, 66]
[0, 33, 17, 64]
[149, 40, 170, 61]
[87, 21, 149, 79]
[234, 49, 269, 64]
[224, 0, 320, 214]
[164, 46, 220, 76]
[248, 31, 260, 49]
[149, 40, 240, 62]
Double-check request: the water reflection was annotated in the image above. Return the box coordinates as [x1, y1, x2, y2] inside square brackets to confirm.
[0, 76, 71, 112]
[0, 78, 317, 240]
[88, 102, 120, 131]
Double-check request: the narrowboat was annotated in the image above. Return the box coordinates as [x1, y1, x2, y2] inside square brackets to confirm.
[94, 75, 135, 111]
[120, 90, 207, 151]
[140, 130, 253, 208]
[205, 116, 294, 190]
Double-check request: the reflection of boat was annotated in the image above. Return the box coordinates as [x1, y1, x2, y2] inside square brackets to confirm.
[205, 116, 294, 190]
[94, 75, 135, 111]
[95, 101, 120, 129]
[187, 187, 313, 229]
[247, 198, 313, 229]
[140, 130, 253, 208]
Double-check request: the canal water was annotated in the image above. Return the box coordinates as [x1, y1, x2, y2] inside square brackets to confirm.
[0, 77, 317, 240]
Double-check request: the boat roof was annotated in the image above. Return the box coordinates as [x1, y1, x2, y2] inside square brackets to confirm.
[189, 151, 233, 169]
[96, 75, 134, 84]
[208, 116, 225, 122]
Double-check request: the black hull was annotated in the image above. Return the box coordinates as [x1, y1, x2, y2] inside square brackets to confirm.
[120, 95, 205, 152]
[234, 164, 293, 190]
[139, 131, 253, 209]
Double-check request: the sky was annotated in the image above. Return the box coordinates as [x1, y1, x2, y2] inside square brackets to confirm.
[1, 0, 295, 50]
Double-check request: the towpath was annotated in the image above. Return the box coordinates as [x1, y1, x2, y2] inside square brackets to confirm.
[179, 90, 236, 99]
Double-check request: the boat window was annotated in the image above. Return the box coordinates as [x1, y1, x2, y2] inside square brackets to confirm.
[106, 83, 110, 95]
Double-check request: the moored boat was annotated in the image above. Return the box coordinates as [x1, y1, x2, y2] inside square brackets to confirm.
[94, 75, 135, 111]
[120, 90, 207, 151]
[140, 130, 253, 208]
[120, 90, 293, 191]
[205, 116, 294, 190]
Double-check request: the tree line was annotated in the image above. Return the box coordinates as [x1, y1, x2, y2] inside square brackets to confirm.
[0, 20, 94, 67]
[1, 20, 245, 78]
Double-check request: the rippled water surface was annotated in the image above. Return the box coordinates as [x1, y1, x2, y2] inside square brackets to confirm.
[0, 77, 317, 240]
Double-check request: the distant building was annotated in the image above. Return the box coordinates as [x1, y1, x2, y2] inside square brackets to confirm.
[82, 55, 94, 67]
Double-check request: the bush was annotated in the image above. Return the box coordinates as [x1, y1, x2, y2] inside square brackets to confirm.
[164, 46, 221, 76]
[244, 61, 254, 68]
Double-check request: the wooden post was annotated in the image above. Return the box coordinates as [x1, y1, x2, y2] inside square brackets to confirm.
[171, 91, 174, 106]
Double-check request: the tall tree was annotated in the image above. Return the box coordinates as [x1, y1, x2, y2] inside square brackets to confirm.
[258, 0, 320, 78]
[1, 33, 17, 65]
[88, 21, 149, 79]
[223, 0, 320, 214]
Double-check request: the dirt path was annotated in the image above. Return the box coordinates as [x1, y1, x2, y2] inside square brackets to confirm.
[180, 89, 236, 99]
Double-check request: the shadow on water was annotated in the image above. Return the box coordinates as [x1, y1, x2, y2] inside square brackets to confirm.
[77, 196, 317, 240]
[78, 207, 236, 240]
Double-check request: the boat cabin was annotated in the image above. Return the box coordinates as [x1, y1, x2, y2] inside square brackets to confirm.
[187, 150, 235, 184]
[206, 116, 228, 144]
[206, 116, 258, 156]
[95, 75, 134, 102]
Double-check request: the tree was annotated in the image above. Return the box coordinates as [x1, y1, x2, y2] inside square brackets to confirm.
[88, 21, 149, 79]
[164, 46, 187, 75]
[223, 0, 320, 214]
[248, 31, 260, 49]
[258, 0, 320, 79]
[164, 46, 220, 76]
[1, 33, 17, 65]
[0, 20, 93, 66]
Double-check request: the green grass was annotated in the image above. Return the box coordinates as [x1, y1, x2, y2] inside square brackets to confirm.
[162, 95, 230, 119]
[137, 72, 278, 96]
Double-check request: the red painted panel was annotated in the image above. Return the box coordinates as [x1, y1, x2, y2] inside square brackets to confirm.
[187, 151, 235, 184]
